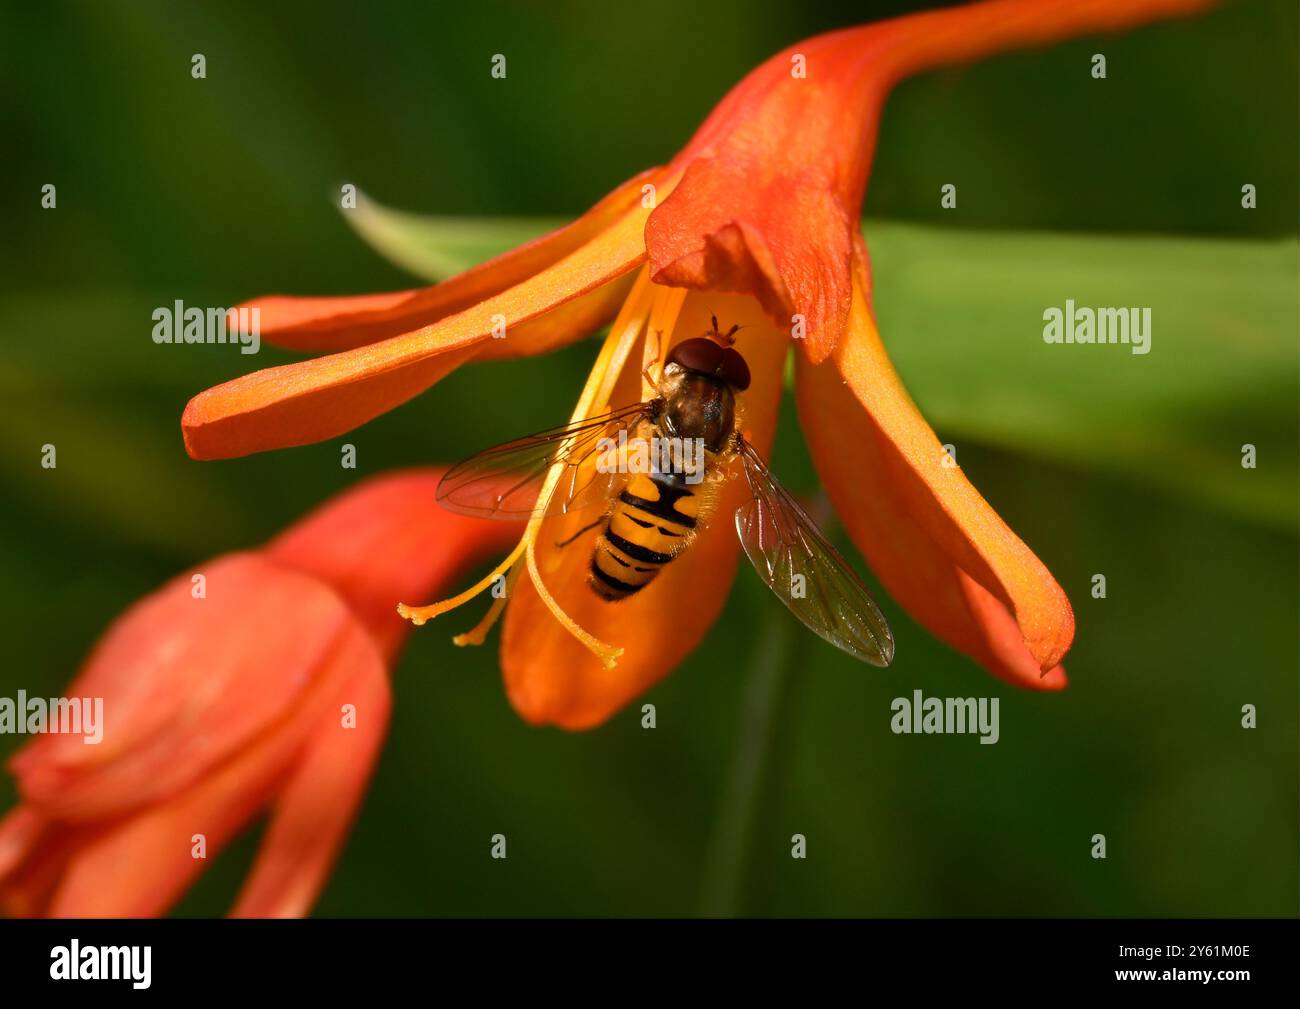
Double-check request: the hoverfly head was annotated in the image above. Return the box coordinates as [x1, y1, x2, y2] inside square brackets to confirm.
[667, 330, 751, 392]
[663, 312, 751, 389]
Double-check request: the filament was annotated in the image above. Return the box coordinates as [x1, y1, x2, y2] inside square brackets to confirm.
[397, 538, 527, 625]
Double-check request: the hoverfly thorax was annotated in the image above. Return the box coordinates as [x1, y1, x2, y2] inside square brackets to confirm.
[658, 366, 735, 454]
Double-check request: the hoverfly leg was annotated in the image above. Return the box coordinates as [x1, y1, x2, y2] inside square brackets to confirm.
[554, 515, 605, 550]
[640, 365, 662, 392]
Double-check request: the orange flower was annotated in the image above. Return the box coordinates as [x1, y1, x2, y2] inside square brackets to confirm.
[181, 0, 1211, 729]
[0, 471, 518, 917]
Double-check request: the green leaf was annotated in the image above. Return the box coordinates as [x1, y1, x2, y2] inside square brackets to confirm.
[866, 222, 1297, 533]
[343, 190, 565, 283]
[343, 200, 1298, 531]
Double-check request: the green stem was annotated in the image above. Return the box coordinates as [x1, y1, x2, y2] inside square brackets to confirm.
[699, 603, 803, 917]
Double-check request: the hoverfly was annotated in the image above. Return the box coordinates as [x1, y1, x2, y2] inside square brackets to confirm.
[436, 319, 895, 665]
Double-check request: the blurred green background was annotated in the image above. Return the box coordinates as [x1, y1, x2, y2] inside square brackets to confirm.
[1, 0, 1296, 916]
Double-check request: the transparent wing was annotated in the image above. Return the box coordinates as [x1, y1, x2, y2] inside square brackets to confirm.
[436, 401, 651, 520]
[734, 439, 895, 666]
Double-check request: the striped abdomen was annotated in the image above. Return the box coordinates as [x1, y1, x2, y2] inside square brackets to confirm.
[589, 471, 700, 601]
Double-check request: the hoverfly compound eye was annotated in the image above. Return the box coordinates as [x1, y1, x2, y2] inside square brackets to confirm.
[667, 337, 751, 390]
[718, 348, 751, 390]
[667, 338, 723, 376]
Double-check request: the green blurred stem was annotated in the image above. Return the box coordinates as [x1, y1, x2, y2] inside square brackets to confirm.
[700, 604, 802, 917]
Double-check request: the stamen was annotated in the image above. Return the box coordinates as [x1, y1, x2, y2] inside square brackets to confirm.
[526, 537, 623, 669]
[452, 559, 524, 646]
[397, 538, 528, 625]
[501, 270, 655, 664]
[587, 269, 657, 414]
[642, 285, 688, 397]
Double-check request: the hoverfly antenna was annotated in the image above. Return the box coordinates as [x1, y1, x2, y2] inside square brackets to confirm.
[705, 313, 742, 347]
[714, 323, 743, 347]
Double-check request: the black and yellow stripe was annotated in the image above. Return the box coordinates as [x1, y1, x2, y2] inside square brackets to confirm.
[590, 471, 700, 600]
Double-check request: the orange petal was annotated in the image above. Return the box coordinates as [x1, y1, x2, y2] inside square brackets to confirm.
[0, 806, 45, 879]
[647, 0, 1215, 363]
[0, 807, 107, 917]
[43, 614, 381, 918]
[182, 192, 659, 460]
[267, 468, 524, 658]
[647, 127, 854, 365]
[241, 169, 662, 353]
[500, 295, 789, 729]
[229, 655, 390, 917]
[0, 811, 114, 917]
[795, 245, 1073, 690]
[10, 554, 360, 820]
